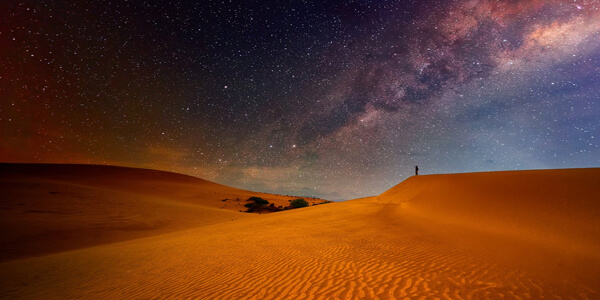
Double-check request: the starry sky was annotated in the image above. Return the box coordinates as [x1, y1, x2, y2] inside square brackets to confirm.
[1, 0, 599, 200]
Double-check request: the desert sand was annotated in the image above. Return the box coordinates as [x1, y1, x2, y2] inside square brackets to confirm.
[1, 164, 599, 299]
[0, 163, 325, 261]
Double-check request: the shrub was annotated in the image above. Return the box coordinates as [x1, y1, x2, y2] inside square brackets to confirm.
[248, 196, 269, 205]
[244, 197, 272, 213]
[290, 198, 309, 208]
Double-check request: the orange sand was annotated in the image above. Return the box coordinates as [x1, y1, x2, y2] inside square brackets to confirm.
[0, 163, 324, 261]
[0, 164, 599, 299]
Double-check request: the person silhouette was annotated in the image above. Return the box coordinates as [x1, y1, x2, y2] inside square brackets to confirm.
[415, 165, 419, 176]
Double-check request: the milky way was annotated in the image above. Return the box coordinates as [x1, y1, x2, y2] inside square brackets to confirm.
[2, 0, 599, 200]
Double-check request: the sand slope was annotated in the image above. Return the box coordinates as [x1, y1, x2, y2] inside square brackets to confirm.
[1, 167, 599, 299]
[378, 169, 600, 259]
[0, 163, 323, 261]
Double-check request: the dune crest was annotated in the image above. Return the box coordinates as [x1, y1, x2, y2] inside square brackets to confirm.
[0, 163, 323, 261]
[378, 169, 600, 257]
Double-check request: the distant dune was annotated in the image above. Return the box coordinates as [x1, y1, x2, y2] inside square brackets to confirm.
[0, 163, 324, 261]
[0, 165, 598, 299]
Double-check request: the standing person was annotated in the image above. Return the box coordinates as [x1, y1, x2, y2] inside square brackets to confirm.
[415, 165, 419, 176]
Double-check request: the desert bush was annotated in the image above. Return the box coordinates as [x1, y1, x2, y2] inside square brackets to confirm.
[244, 197, 272, 213]
[290, 198, 309, 208]
[248, 196, 269, 205]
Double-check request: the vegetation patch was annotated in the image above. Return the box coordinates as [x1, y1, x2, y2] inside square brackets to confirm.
[248, 196, 270, 205]
[242, 196, 330, 213]
[290, 198, 309, 208]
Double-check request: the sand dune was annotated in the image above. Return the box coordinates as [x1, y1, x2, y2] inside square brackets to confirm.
[1, 165, 599, 299]
[0, 163, 323, 261]
[378, 169, 600, 263]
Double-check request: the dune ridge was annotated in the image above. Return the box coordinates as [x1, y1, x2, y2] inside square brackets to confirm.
[0, 163, 323, 261]
[378, 169, 600, 258]
[1, 165, 599, 299]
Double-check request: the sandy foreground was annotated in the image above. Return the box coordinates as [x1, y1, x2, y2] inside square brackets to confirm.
[0, 164, 599, 299]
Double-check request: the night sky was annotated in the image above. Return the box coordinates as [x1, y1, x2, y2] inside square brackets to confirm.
[2, 0, 599, 200]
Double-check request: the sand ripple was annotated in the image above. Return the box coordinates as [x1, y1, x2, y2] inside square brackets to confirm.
[1, 200, 597, 299]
